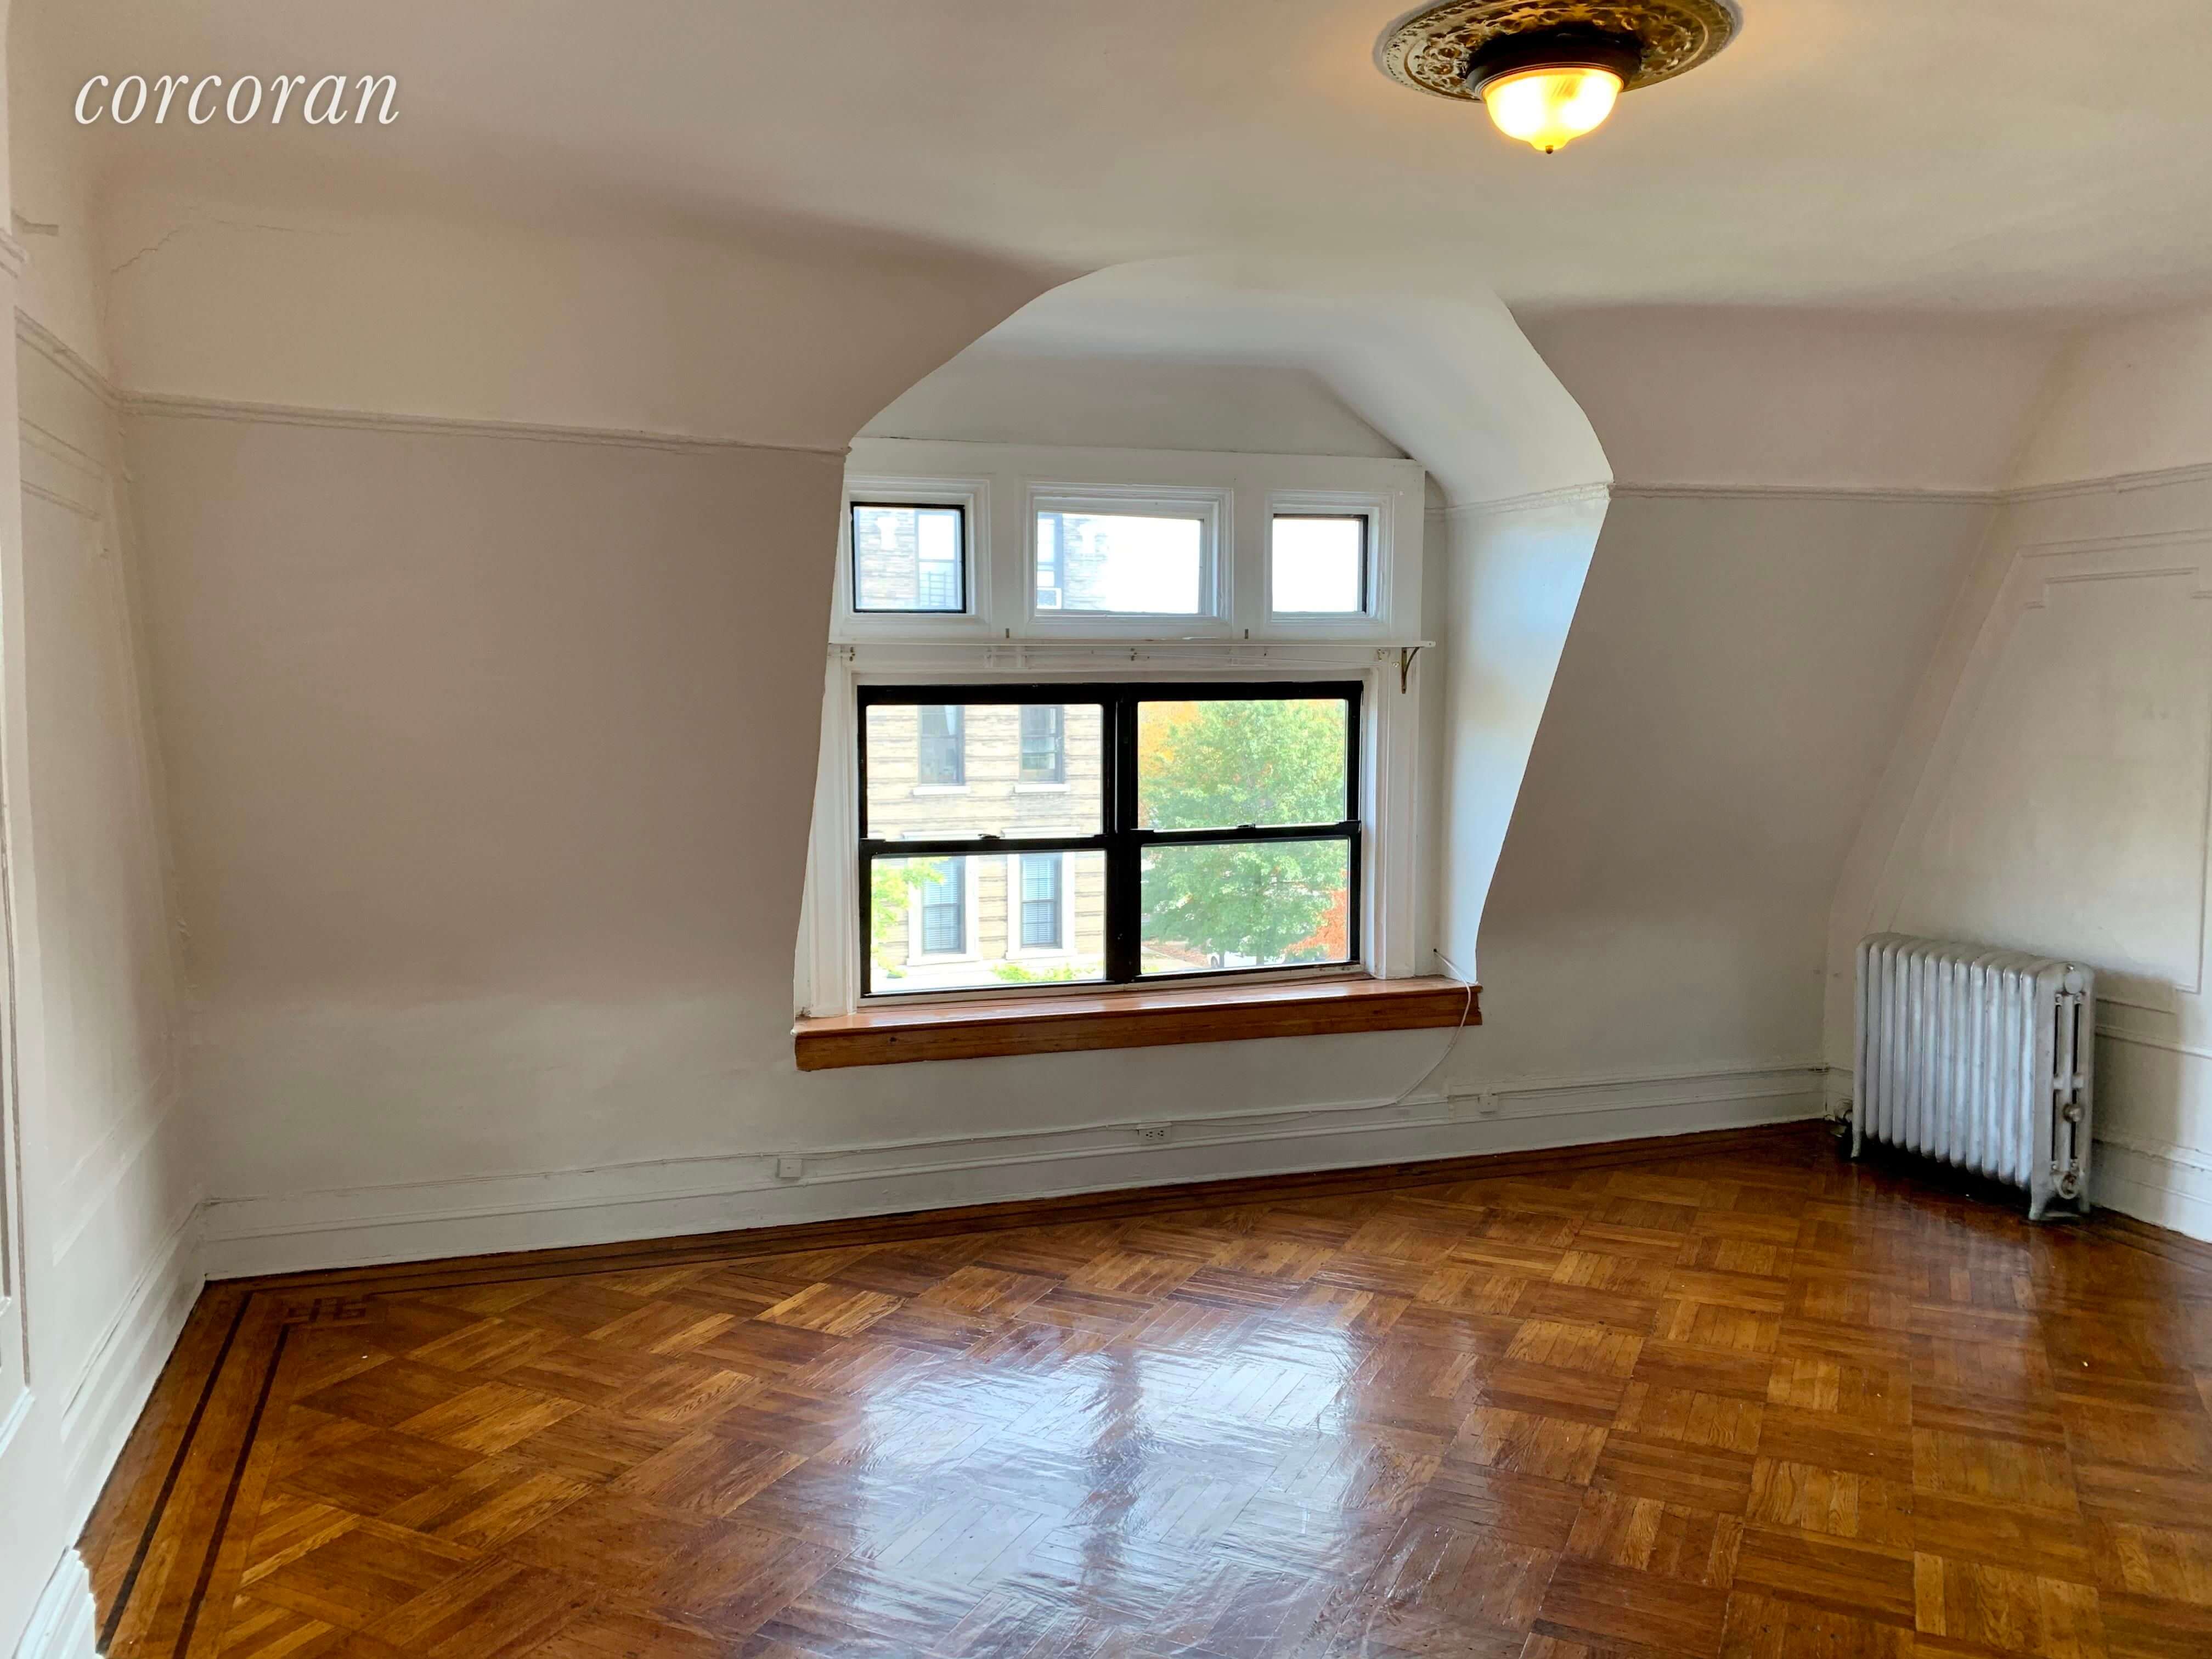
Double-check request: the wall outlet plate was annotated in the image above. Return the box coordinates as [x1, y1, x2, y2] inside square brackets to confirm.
[775, 1154, 804, 1181]
[1135, 1122, 1172, 1145]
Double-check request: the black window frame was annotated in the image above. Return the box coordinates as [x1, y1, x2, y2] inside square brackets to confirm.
[1268, 512, 1371, 617]
[857, 681, 1362, 997]
[849, 501, 968, 616]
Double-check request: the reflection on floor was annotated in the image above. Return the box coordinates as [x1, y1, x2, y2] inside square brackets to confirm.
[83, 1122, 2212, 1659]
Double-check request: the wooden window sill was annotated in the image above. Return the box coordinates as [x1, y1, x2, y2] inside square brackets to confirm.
[793, 975, 1477, 1071]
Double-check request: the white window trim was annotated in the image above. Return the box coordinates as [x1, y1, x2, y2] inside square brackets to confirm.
[1027, 484, 1232, 635]
[837, 475, 993, 640]
[1003, 849, 1081, 961]
[1265, 489, 1393, 632]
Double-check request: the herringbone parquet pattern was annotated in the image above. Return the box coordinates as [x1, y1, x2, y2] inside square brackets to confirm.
[83, 1126, 2212, 1658]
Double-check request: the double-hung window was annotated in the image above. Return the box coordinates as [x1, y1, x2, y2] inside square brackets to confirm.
[859, 682, 1360, 996]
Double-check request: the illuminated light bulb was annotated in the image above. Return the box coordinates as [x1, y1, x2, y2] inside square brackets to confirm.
[1479, 65, 1622, 154]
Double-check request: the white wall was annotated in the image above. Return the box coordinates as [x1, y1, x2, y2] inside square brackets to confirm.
[1830, 305, 2212, 1237]
[0, 24, 196, 1655]
[124, 280, 2071, 1282]
[1521, 307, 2062, 494]
[140, 405, 1654, 1276]
[1434, 491, 1606, 986]
[98, 188, 1050, 453]
[864, 351, 1404, 459]
[2008, 305, 2212, 488]
[1466, 491, 1994, 1096]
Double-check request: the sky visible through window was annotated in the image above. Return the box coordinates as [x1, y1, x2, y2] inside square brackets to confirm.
[1271, 516, 1364, 614]
[1037, 511, 1204, 614]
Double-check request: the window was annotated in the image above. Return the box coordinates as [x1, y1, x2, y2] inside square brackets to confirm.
[859, 684, 1359, 995]
[1019, 704, 1065, 783]
[916, 704, 964, 788]
[1271, 514, 1368, 616]
[1034, 507, 1211, 616]
[851, 504, 965, 613]
[918, 859, 965, 955]
[1018, 854, 1063, 949]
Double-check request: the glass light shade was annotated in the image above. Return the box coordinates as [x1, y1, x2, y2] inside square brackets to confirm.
[1480, 65, 1622, 153]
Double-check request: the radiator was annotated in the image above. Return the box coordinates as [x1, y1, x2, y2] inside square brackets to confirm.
[1853, 933, 2095, 1220]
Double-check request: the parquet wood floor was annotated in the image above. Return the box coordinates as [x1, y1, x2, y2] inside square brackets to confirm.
[80, 1123, 2212, 1659]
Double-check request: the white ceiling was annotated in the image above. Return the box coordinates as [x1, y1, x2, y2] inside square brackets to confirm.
[35, 0, 2212, 317]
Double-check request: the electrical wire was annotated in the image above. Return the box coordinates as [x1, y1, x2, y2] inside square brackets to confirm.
[1378, 948, 1477, 1113]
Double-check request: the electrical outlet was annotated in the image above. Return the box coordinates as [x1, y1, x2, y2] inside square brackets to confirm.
[1135, 1121, 1172, 1146]
[775, 1154, 804, 1181]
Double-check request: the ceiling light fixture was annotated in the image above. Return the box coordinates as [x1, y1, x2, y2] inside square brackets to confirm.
[1377, 1, 1739, 154]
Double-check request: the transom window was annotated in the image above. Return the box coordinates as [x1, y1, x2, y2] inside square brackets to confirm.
[858, 683, 1361, 996]
[851, 503, 966, 613]
[1032, 503, 1215, 618]
[1271, 513, 1369, 616]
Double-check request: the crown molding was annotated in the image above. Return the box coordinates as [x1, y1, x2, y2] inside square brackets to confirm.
[1610, 481, 2000, 507]
[1433, 481, 1614, 520]
[120, 391, 851, 459]
[2006, 459, 2212, 504]
[1437, 479, 2001, 518]
[1440, 463, 2212, 518]
[15, 311, 120, 409]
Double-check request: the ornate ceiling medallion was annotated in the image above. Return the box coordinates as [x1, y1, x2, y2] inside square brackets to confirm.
[1376, 0, 1739, 99]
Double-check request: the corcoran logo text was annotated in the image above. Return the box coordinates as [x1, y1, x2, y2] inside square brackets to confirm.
[75, 75, 398, 126]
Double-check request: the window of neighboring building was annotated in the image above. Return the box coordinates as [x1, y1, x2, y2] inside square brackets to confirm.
[1018, 853, 1063, 950]
[1270, 514, 1368, 616]
[851, 503, 966, 613]
[1019, 704, 1065, 784]
[859, 684, 1359, 996]
[915, 704, 965, 788]
[916, 859, 965, 955]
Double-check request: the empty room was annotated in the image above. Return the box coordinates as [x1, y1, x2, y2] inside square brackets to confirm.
[3, 2, 2210, 1656]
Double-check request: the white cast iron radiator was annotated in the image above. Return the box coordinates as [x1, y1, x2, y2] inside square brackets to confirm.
[1853, 934, 2095, 1220]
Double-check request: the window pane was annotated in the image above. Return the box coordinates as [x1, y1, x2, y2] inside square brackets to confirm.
[1272, 516, 1365, 614]
[1140, 838, 1352, 974]
[865, 703, 1102, 838]
[1035, 511, 1205, 614]
[853, 505, 964, 612]
[870, 850, 1106, 993]
[1136, 698, 1351, 831]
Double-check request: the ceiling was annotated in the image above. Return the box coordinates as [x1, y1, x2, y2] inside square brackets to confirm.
[33, 0, 2212, 317]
